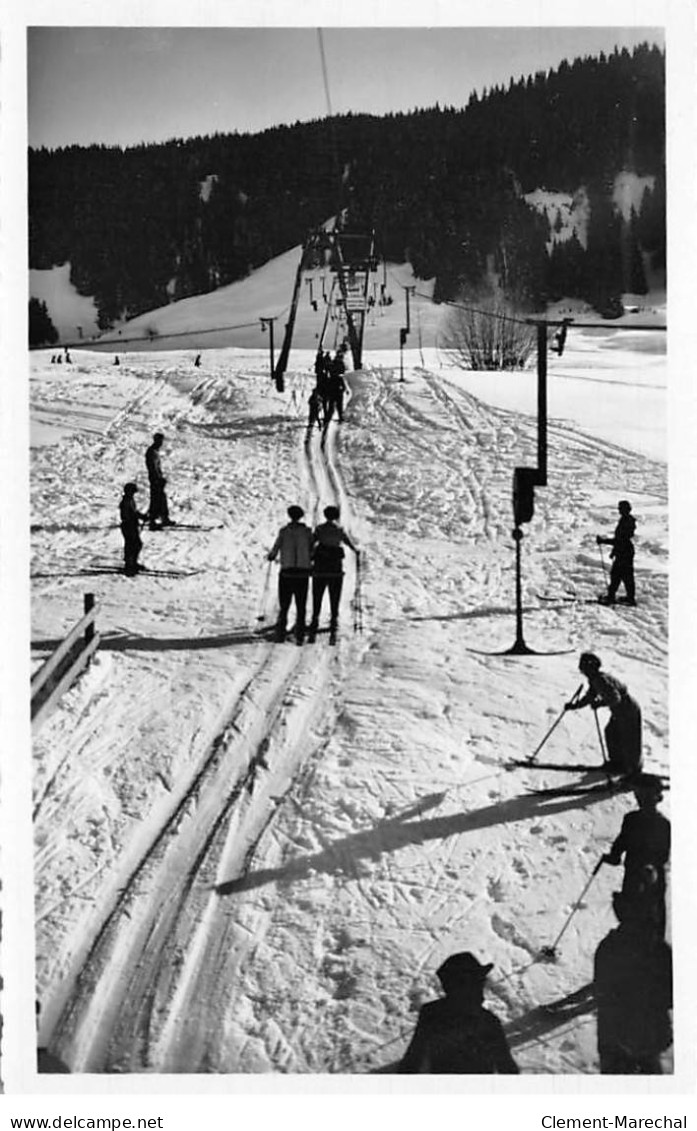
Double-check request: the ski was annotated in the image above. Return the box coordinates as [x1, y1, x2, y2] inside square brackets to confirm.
[536, 592, 598, 606]
[505, 760, 607, 773]
[158, 522, 224, 531]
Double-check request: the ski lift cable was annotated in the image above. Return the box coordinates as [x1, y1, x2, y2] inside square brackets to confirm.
[44, 312, 293, 353]
[392, 273, 665, 333]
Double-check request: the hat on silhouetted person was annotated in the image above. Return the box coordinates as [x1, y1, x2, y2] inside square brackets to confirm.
[436, 952, 493, 992]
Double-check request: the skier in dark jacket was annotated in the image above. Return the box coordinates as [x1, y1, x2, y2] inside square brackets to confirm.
[326, 348, 348, 422]
[565, 652, 642, 777]
[307, 388, 323, 431]
[602, 773, 670, 936]
[145, 432, 173, 529]
[598, 499, 636, 606]
[267, 505, 314, 644]
[593, 890, 672, 1074]
[308, 506, 359, 644]
[119, 483, 148, 576]
[399, 952, 519, 1074]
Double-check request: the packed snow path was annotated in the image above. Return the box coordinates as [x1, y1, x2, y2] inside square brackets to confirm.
[30, 348, 668, 1074]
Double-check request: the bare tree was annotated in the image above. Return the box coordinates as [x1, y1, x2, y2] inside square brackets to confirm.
[439, 296, 536, 371]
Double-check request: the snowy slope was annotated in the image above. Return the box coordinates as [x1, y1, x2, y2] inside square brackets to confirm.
[29, 311, 668, 1077]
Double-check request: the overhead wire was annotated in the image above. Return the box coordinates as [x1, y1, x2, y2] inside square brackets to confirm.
[386, 268, 666, 333]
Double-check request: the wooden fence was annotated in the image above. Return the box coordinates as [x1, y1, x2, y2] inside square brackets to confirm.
[31, 594, 100, 730]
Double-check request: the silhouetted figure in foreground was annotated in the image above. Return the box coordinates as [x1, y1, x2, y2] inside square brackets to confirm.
[594, 891, 672, 1074]
[145, 432, 173, 529]
[308, 505, 359, 644]
[119, 482, 148, 576]
[566, 652, 642, 777]
[598, 499, 637, 606]
[602, 773, 670, 938]
[267, 505, 314, 644]
[399, 952, 519, 1074]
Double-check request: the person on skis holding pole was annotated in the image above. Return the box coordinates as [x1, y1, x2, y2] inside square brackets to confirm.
[326, 345, 348, 422]
[601, 772, 670, 937]
[597, 499, 636, 606]
[267, 505, 314, 644]
[119, 482, 148, 576]
[565, 652, 643, 778]
[307, 505, 359, 645]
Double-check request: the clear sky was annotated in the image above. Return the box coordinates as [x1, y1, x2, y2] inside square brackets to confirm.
[28, 26, 664, 150]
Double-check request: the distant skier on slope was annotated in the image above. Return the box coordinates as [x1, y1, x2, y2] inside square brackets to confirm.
[593, 890, 672, 1074]
[267, 505, 314, 644]
[597, 499, 636, 606]
[602, 772, 670, 937]
[307, 387, 324, 431]
[326, 346, 348, 422]
[565, 652, 643, 778]
[308, 505, 359, 644]
[399, 952, 519, 1074]
[145, 432, 174, 530]
[119, 482, 148, 576]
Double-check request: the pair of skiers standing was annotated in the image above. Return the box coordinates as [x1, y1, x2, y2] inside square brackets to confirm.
[267, 504, 359, 644]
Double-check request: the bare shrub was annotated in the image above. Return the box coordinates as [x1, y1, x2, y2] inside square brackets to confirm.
[440, 298, 536, 371]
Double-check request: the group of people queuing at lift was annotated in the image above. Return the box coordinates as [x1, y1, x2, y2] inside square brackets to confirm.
[308, 344, 349, 429]
[267, 503, 359, 645]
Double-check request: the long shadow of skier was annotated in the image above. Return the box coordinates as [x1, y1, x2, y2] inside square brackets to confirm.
[215, 789, 616, 896]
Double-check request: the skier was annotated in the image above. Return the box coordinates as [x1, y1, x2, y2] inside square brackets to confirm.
[565, 652, 643, 777]
[598, 500, 636, 606]
[326, 347, 348, 422]
[308, 505, 359, 644]
[194, 353, 201, 368]
[119, 483, 148, 577]
[145, 432, 174, 530]
[317, 352, 332, 421]
[593, 890, 672, 1074]
[267, 505, 314, 644]
[399, 952, 519, 1074]
[307, 387, 323, 431]
[601, 773, 670, 937]
[114, 355, 120, 366]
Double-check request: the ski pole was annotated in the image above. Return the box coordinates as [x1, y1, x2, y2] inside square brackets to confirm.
[256, 560, 273, 623]
[539, 858, 604, 961]
[353, 553, 363, 634]
[526, 683, 584, 764]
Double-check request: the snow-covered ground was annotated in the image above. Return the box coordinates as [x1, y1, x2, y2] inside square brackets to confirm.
[29, 295, 669, 1076]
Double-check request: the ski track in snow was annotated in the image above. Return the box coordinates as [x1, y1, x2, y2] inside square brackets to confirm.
[30, 348, 668, 1075]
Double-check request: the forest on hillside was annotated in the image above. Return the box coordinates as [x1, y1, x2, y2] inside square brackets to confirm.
[28, 43, 665, 331]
